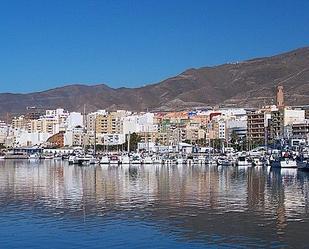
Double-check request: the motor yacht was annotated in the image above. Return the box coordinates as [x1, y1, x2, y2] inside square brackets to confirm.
[100, 155, 110, 165]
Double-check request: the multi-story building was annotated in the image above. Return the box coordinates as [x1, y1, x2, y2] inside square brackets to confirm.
[292, 122, 309, 139]
[305, 109, 309, 120]
[64, 127, 84, 146]
[123, 112, 156, 135]
[0, 121, 8, 146]
[95, 112, 123, 134]
[284, 108, 305, 126]
[247, 111, 265, 145]
[211, 119, 226, 140]
[269, 110, 284, 139]
[11, 116, 28, 130]
[86, 110, 107, 132]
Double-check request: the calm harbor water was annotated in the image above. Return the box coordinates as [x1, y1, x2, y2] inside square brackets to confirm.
[0, 160, 308, 248]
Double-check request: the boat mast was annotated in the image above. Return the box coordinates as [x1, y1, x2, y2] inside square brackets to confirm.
[127, 132, 130, 153]
[83, 104, 86, 153]
[94, 116, 97, 156]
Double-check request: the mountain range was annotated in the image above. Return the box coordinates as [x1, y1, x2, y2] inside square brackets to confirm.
[1, 46, 309, 117]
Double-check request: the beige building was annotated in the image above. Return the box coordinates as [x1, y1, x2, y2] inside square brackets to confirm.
[95, 112, 123, 134]
[30, 118, 59, 135]
[11, 116, 29, 130]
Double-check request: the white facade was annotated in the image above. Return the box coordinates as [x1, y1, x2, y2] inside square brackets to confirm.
[64, 127, 84, 146]
[101, 134, 125, 145]
[218, 121, 226, 139]
[122, 112, 156, 135]
[284, 109, 305, 126]
[137, 142, 156, 152]
[15, 131, 50, 147]
[66, 112, 83, 129]
[0, 122, 8, 145]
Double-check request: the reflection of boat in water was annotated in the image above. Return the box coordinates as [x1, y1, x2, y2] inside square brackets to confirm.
[270, 167, 297, 180]
[280, 168, 298, 177]
[296, 152, 309, 171]
[236, 156, 252, 166]
[251, 156, 266, 166]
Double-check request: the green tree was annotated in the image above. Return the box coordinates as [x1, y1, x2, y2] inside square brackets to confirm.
[230, 130, 241, 151]
[124, 132, 142, 152]
[196, 138, 207, 146]
[211, 139, 222, 151]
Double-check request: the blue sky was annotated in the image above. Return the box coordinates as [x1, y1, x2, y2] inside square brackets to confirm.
[0, 0, 308, 93]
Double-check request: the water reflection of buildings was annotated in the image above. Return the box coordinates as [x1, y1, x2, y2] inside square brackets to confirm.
[0, 162, 308, 215]
[0, 161, 308, 247]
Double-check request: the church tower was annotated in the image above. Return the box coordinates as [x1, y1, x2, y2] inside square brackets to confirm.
[276, 85, 284, 109]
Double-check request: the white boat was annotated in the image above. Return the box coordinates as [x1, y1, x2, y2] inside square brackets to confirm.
[164, 156, 177, 165]
[152, 156, 163, 164]
[131, 154, 142, 164]
[270, 150, 297, 169]
[251, 157, 264, 166]
[270, 157, 297, 168]
[110, 155, 120, 165]
[76, 155, 97, 165]
[40, 154, 54, 160]
[100, 155, 110, 165]
[68, 155, 78, 165]
[217, 156, 232, 166]
[143, 156, 153, 164]
[53, 155, 62, 160]
[29, 154, 40, 160]
[5, 152, 29, 159]
[197, 155, 205, 165]
[176, 157, 185, 165]
[121, 155, 130, 164]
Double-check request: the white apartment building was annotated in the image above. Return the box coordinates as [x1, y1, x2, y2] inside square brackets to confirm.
[64, 127, 84, 146]
[66, 112, 83, 129]
[123, 112, 156, 135]
[284, 108, 305, 126]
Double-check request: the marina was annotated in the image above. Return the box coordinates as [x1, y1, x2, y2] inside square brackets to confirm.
[1, 143, 308, 170]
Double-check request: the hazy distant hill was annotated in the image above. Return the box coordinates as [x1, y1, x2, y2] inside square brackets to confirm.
[1, 46, 309, 117]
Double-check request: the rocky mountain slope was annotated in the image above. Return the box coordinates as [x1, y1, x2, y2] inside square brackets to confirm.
[1, 46, 309, 117]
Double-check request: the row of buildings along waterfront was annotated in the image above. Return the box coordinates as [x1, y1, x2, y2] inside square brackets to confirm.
[0, 86, 308, 150]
